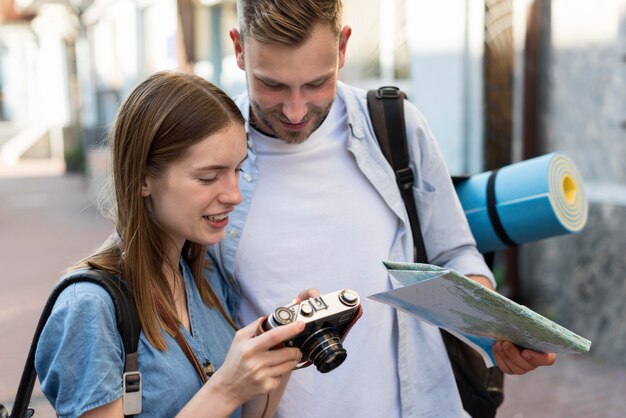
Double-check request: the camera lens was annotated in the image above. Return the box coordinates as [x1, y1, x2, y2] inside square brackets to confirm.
[300, 327, 347, 373]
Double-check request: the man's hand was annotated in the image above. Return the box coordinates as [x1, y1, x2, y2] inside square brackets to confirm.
[493, 341, 557, 375]
[466, 274, 495, 290]
[466, 275, 558, 374]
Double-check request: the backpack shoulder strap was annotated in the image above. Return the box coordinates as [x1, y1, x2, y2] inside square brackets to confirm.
[9, 268, 142, 418]
[367, 87, 506, 416]
[366, 86, 428, 263]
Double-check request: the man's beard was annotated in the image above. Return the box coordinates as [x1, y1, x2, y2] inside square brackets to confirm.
[249, 98, 333, 145]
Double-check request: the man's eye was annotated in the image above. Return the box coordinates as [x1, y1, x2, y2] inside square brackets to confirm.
[262, 81, 283, 89]
[198, 177, 217, 184]
[307, 81, 326, 89]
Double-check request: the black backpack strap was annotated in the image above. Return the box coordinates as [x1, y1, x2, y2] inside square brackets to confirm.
[367, 86, 505, 417]
[8, 268, 142, 418]
[367, 86, 428, 263]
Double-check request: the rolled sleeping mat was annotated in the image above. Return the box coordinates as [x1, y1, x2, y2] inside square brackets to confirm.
[454, 153, 588, 254]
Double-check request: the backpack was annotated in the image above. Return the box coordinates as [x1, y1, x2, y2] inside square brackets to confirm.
[366, 86, 505, 418]
[1, 268, 142, 418]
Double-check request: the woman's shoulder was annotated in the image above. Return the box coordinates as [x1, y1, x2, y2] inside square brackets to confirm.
[35, 279, 126, 417]
[56, 277, 117, 299]
[39, 278, 123, 353]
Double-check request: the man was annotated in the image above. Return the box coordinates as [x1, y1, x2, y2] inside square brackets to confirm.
[208, 0, 556, 416]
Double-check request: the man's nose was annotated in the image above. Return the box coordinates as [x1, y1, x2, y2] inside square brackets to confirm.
[282, 91, 308, 123]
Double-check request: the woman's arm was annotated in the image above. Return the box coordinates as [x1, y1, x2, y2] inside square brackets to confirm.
[79, 288, 319, 418]
[242, 287, 320, 418]
[80, 399, 123, 418]
[241, 370, 291, 418]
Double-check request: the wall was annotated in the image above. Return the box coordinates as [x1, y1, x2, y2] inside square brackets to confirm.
[519, 0, 626, 366]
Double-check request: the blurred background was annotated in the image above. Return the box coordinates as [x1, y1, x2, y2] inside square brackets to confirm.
[1, 0, 625, 416]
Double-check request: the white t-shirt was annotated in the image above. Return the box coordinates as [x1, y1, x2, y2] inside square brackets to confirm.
[235, 96, 402, 418]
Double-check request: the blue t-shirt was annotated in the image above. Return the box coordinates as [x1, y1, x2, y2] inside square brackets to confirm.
[35, 260, 240, 418]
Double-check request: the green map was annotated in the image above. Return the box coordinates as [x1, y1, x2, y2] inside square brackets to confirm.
[369, 261, 591, 367]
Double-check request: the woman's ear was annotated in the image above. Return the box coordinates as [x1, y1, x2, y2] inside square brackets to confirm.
[141, 175, 152, 197]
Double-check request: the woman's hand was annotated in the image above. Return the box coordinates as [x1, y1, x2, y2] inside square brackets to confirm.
[206, 318, 305, 412]
[178, 289, 319, 417]
[290, 288, 321, 306]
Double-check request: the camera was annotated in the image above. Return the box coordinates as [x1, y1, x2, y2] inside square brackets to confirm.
[259, 289, 363, 373]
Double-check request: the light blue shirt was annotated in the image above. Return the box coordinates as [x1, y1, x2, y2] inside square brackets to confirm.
[208, 81, 494, 417]
[35, 260, 241, 418]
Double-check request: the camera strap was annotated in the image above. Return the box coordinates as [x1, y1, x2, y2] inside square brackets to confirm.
[155, 297, 212, 383]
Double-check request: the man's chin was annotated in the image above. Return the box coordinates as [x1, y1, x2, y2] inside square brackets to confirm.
[274, 117, 325, 144]
[276, 130, 311, 145]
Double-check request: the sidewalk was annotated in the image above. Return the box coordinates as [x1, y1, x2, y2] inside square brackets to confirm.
[1, 173, 624, 417]
[499, 354, 626, 417]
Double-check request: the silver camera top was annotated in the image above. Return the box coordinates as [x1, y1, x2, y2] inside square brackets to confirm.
[267, 289, 360, 329]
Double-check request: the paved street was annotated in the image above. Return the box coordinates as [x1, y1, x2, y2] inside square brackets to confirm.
[0, 172, 112, 417]
[1, 173, 625, 417]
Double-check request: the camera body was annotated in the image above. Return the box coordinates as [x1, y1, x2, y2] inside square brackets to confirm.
[260, 289, 362, 373]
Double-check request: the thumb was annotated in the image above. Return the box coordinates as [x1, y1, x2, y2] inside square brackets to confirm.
[254, 321, 306, 351]
[236, 318, 265, 340]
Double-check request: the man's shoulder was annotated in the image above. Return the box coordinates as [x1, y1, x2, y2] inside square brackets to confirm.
[337, 80, 367, 102]
[232, 91, 249, 115]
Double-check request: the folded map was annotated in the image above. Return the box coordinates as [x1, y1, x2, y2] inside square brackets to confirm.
[369, 261, 592, 367]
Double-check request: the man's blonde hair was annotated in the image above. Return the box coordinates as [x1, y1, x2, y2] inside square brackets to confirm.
[237, 0, 343, 46]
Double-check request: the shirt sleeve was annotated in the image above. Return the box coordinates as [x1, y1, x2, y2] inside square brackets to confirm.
[404, 101, 496, 287]
[35, 282, 125, 418]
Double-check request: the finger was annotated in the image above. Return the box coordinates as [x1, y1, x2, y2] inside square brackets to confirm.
[492, 343, 512, 374]
[491, 343, 510, 374]
[252, 346, 302, 368]
[522, 350, 557, 367]
[235, 318, 265, 341]
[298, 288, 320, 301]
[290, 288, 321, 305]
[258, 376, 282, 395]
[494, 342, 526, 375]
[254, 321, 305, 351]
[498, 341, 533, 374]
[251, 347, 303, 376]
[263, 355, 302, 378]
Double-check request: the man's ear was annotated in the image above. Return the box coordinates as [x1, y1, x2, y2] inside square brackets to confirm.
[230, 28, 245, 70]
[338, 25, 352, 70]
[141, 175, 152, 197]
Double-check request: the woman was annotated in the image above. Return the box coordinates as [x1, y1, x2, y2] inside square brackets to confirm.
[35, 71, 307, 418]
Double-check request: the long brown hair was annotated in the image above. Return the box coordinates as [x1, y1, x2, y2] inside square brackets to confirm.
[74, 71, 244, 349]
